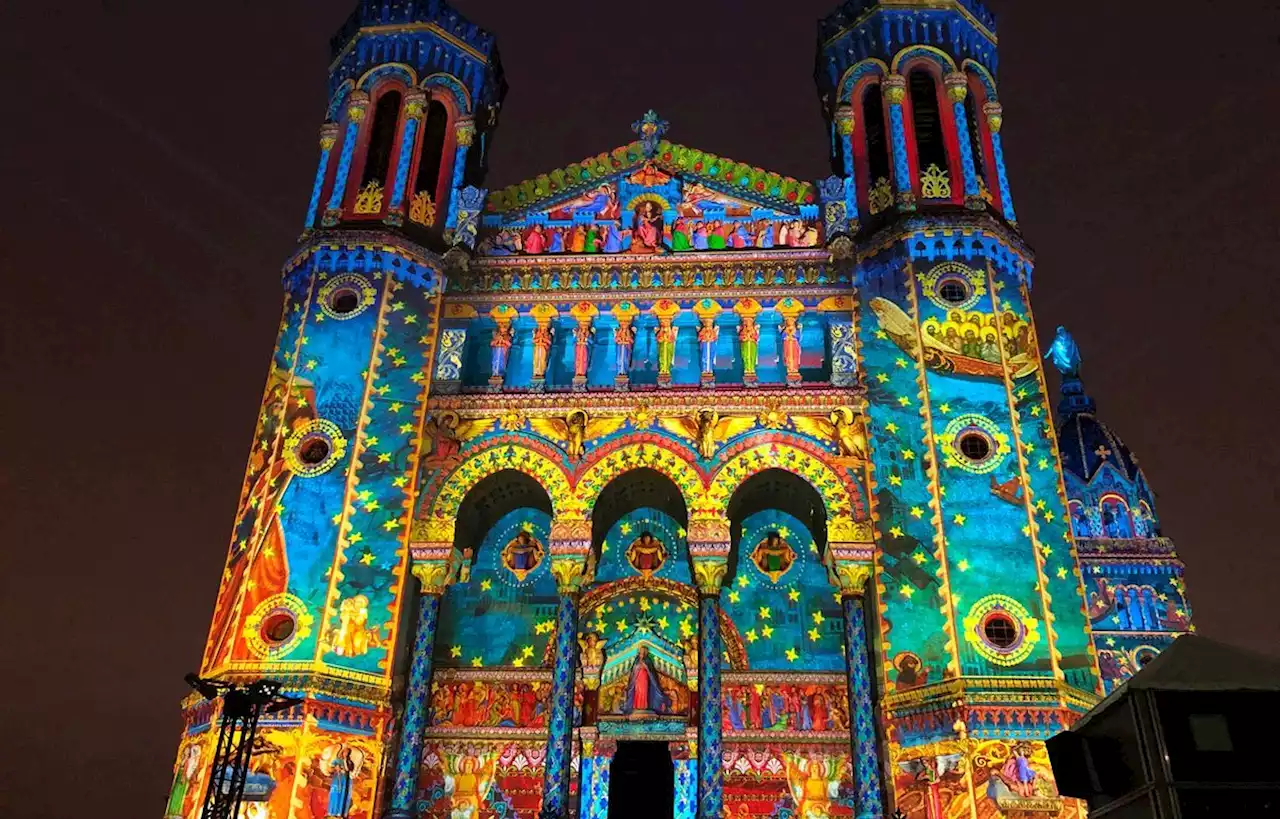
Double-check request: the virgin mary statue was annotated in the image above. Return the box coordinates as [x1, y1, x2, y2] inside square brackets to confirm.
[621, 645, 669, 715]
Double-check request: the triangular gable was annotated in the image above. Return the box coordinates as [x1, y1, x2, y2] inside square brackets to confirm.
[479, 142, 822, 256]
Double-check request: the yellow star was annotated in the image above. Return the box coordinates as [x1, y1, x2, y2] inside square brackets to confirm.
[1035, 499, 1047, 511]
[785, 648, 799, 663]
[358, 490, 373, 502]
[728, 590, 741, 604]
[898, 396, 911, 407]
[331, 513, 343, 525]
[900, 584, 915, 599]
[811, 611, 825, 625]
[383, 519, 399, 532]
[956, 559, 970, 572]
[1105, 637, 1116, 647]
[393, 476, 408, 488]
[737, 575, 750, 589]
[360, 552, 375, 565]
[1043, 510, 1056, 522]
[378, 452, 392, 463]
[523, 645, 535, 658]
[885, 422, 898, 434]
[305, 359, 317, 370]
[888, 475, 902, 487]
[480, 579, 492, 592]
[807, 628, 821, 642]
[616, 619, 628, 633]
[889, 526, 904, 538]
[902, 449, 916, 460]
[745, 629, 758, 643]
[1057, 567, 1068, 579]
[875, 330, 888, 340]
[512, 657, 525, 667]
[364, 436, 379, 448]
[471, 657, 483, 667]
[450, 645, 462, 657]
[759, 607, 771, 620]
[1038, 458, 1050, 470]
[912, 552, 927, 565]
[761, 625, 774, 639]
[938, 403, 951, 414]
[952, 514, 966, 526]
[400, 423, 415, 434]
[348, 532, 364, 545]
[1030, 406, 1042, 417]
[876, 372, 889, 383]
[657, 616, 669, 630]
[910, 507, 924, 519]
[788, 588, 800, 602]
[403, 314, 418, 324]
[895, 358, 909, 369]
[364, 499, 380, 512]
[389, 402, 403, 413]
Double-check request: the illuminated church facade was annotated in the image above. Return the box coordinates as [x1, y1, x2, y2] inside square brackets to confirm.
[167, 1, 1193, 818]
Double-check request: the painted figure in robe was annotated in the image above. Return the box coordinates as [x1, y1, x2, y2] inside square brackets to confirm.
[738, 316, 760, 378]
[697, 319, 719, 375]
[489, 324, 513, 380]
[621, 645, 669, 715]
[614, 323, 636, 378]
[655, 322, 678, 378]
[531, 324, 554, 380]
[573, 323, 593, 378]
[626, 531, 666, 577]
[781, 318, 803, 378]
[632, 202, 664, 254]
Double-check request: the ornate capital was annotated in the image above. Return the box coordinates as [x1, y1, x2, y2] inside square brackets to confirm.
[411, 555, 455, 594]
[834, 103, 856, 136]
[318, 122, 341, 152]
[403, 89, 427, 121]
[455, 117, 476, 147]
[883, 74, 907, 105]
[550, 557, 588, 594]
[826, 541, 875, 597]
[983, 101, 1004, 134]
[346, 91, 371, 123]
[944, 72, 969, 103]
[691, 555, 729, 596]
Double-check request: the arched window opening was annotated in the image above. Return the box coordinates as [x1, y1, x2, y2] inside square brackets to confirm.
[1068, 500, 1089, 539]
[908, 69, 951, 200]
[354, 90, 402, 214]
[1100, 496, 1134, 539]
[411, 100, 449, 227]
[861, 84, 893, 215]
[963, 92, 988, 192]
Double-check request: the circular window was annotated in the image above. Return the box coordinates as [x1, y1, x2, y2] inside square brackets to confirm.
[318, 274, 375, 320]
[1133, 646, 1160, 668]
[958, 431, 992, 463]
[298, 437, 331, 466]
[261, 610, 297, 644]
[982, 612, 1019, 649]
[242, 593, 312, 659]
[942, 414, 1008, 475]
[284, 419, 348, 477]
[328, 288, 361, 315]
[964, 595, 1038, 666]
[937, 278, 971, 305]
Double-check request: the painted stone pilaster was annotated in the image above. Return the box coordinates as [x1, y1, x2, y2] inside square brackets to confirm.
[733, 298, 762, 385]
[323, 90, 369, 226]
[984, 101, 1017, 223]
[777, 298, 805, 385]
[444, 117, 475, 232]
[611, 302, 639, 388]
[530, 303, 558, 389]
[654, 299, 680, 387]
[305, 122, 340, 230]
[693, 299, 721, 387]
[540, 519, 591, 819]
[579, 732, 615, 819]
[488, 305, 515, 388]
[945, 73, 982, 208]
[569, 302, 598, 389]
[828, 545, 884, 819]
[689, 519, 728, 819]
[882, 74, 915, 210]
[833, 102, 861, 232]
[383, 552, 456, 819]
[385, 89, 427, 227]
[671, 735, 698, 819]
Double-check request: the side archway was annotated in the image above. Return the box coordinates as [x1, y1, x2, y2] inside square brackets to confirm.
[574, 438, 706, 517]
[425, 442, 575, 542]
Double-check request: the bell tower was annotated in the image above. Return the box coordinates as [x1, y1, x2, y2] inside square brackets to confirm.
[165, 4, 504, 819]
[817, 1, 1108, 814]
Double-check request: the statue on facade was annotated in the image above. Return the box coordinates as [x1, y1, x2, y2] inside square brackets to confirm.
[1044, 325, 1081, 378]
[621, 645, 670, 715]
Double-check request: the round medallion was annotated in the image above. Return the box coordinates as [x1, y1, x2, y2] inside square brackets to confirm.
[284, 419, 347, 477]
[750, 530, 797, 584]
[318, 273, 377, 320]
[626, 531, 668, 578]
[921, 262, 987, 311]
[501, 530, 546, 583]
[963, 595, 1038, 666]
[941, 413, 1009, 475]
[242, 593, 313, 659]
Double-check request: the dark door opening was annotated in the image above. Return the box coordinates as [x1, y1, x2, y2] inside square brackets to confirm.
[607, 741, 674, 818]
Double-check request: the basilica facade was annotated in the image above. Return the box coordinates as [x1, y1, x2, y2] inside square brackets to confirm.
[166, 2, 1192, 818]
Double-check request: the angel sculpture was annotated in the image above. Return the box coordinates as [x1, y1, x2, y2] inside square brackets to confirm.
[443, 752, 497, 819]
[659, 409, 755, 460]
[792, 406, 868, 460]
[529, 410, 625, 462]
[423, 412, 498, 465]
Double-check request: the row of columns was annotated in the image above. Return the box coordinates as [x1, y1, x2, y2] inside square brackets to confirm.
[829, 71, 1014, 222]
[385, 522, 883, 819]
[302, 89, 476, 231]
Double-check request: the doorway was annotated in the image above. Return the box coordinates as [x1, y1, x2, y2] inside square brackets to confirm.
[607, 741, 674, 818]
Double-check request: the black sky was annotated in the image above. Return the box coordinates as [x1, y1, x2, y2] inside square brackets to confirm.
[2, 1, 1278, 816]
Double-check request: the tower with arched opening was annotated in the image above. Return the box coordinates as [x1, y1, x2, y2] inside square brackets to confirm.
[165, 2, 1193, 818]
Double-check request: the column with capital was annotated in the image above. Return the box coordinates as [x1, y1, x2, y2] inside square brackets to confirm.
[984, 101, 1017, 223]
[833, 103, 861, 232]
[827, 543, 884, 819]
[488, 305, 516, 389]
[444, 116, 476, 235]
[671, 734, 698, 819]
[323, 90, 370, 226]
[569, 302, 598, 390]
[777, 298, 805, 385]
[611, 302, 639, 389]
[539, 518, 592, 819]
[944, 73, 983, 209]
[384, 89, 427, 227]
[882, 74, 915, 210]
[578, 732, 616, 819]
[689, 518, 730, 819]
[383, 541, 461, 819]
[304, 122, 341, 230]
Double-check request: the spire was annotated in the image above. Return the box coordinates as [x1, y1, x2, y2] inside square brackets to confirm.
[1046, 325, 1095, 418]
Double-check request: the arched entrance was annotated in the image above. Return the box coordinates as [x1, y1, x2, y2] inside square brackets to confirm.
[607, 741, 675, 818]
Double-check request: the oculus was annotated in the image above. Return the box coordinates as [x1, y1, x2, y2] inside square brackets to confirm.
[750, 530, 797, 584]
[501, 530, 545, 582]
[242, 593, 313, 659]
[963, 595, 1039, 667]
[626, 531, 667, 578]
[284, 419, 348, 478]
[318, 273, 377, 320]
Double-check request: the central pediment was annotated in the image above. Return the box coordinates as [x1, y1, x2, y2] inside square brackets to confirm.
[480, 115, 823, 257]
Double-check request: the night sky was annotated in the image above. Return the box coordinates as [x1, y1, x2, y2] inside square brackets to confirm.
[2, 0, 1277, 815]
